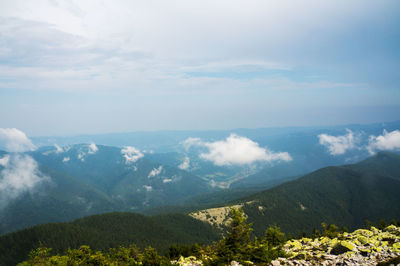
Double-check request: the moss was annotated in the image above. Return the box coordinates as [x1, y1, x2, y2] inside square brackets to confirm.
[384, 225, 399, 235]
[357, 235, 368, 244]
[286, 240, 302, 251]
[292, 252, 306, 260]
[318, 237, 328, 244]
[330, 241, 355, 255]
[353, 229, 374, 237]
[370, 227, 380, 234]
[301, 238, 312, 244]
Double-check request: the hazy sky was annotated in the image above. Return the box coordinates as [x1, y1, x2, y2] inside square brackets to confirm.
[0, 0, 399, 136]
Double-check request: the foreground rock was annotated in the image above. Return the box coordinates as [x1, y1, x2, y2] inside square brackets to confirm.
[173, 225, 400, 265]
[271, 225, 400, 265]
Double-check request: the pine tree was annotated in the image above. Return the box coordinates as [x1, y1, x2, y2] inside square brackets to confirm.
[215, 208, 253, 263]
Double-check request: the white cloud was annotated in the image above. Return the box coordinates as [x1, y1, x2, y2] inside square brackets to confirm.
[62, 157, 70, 163]
[148, 166, 163, 178]
[163, 178, 172, 183]
[183, 134, 291, 166]
[318, 129, 357, 155]
[0, 154, 50, 209]
[367, 130, 400, 154]
[0, 128, 36, 152]
[77, 152, 85, 161]
[121, 146, 144, 163]
[54, 144, 64, 153]
[88, 142, 98, 154]
[143, 185, 153, 192]
[178, 156, 190, 170]
[0, 155, 10, 167]
[181, 137, 203, 151]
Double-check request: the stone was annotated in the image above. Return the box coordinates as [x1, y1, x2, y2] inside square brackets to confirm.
[353, 229, 374, 237]
[270, 260, 280, 266]
[331, 241, 355, 255]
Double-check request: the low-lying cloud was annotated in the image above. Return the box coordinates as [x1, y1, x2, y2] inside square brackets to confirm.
[143, 185, 153, 192]
[88, 143, 98, 154]
[0, 128, 50, 209]
[148, 166, 163, 178]
[0, 154, 50, 209]
[367, 130, 400, 154]
[178, 156, 190, 170]
[0, 128, 36, 152]
[182, 134, 292, 166]
[121, 146, 144, 163]
[318, 129, 357, 155]
[0, 155, 10, 167]
[54, 144, 64, 153]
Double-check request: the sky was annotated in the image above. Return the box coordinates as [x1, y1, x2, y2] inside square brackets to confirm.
[0, 0, 399, 136]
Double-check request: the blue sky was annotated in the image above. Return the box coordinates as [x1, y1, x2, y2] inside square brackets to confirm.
[0, 0, 399, 136]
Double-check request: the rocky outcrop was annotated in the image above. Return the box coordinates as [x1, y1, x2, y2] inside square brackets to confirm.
[171, 225, 400, 265]
[271, 225, 400, 265]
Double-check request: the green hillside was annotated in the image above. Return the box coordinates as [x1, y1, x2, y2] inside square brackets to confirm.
[348, 151, 400, 180]
[0, 212, 219, 266]
[235, 152, 400, 235]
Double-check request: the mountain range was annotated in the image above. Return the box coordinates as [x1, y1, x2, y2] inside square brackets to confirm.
[0, 151, 399, 265]
[1, 121, 400, 235]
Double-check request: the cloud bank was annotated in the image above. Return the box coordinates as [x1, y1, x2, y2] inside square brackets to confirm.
[121, 146, 144, 163]
[318, 129, 357, 155]
[183, 134, 292, 166]
[0, 128, 36, 152]
[367, 130, 400, 154]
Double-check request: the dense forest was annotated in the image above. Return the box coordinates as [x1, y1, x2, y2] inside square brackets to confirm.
[14, 209, 400, 266]
[0, 213, 219, 266]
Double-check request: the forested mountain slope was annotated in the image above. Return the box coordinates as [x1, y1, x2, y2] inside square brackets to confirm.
[0, 212, 219, 266]
[192, 152, 400, 236]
